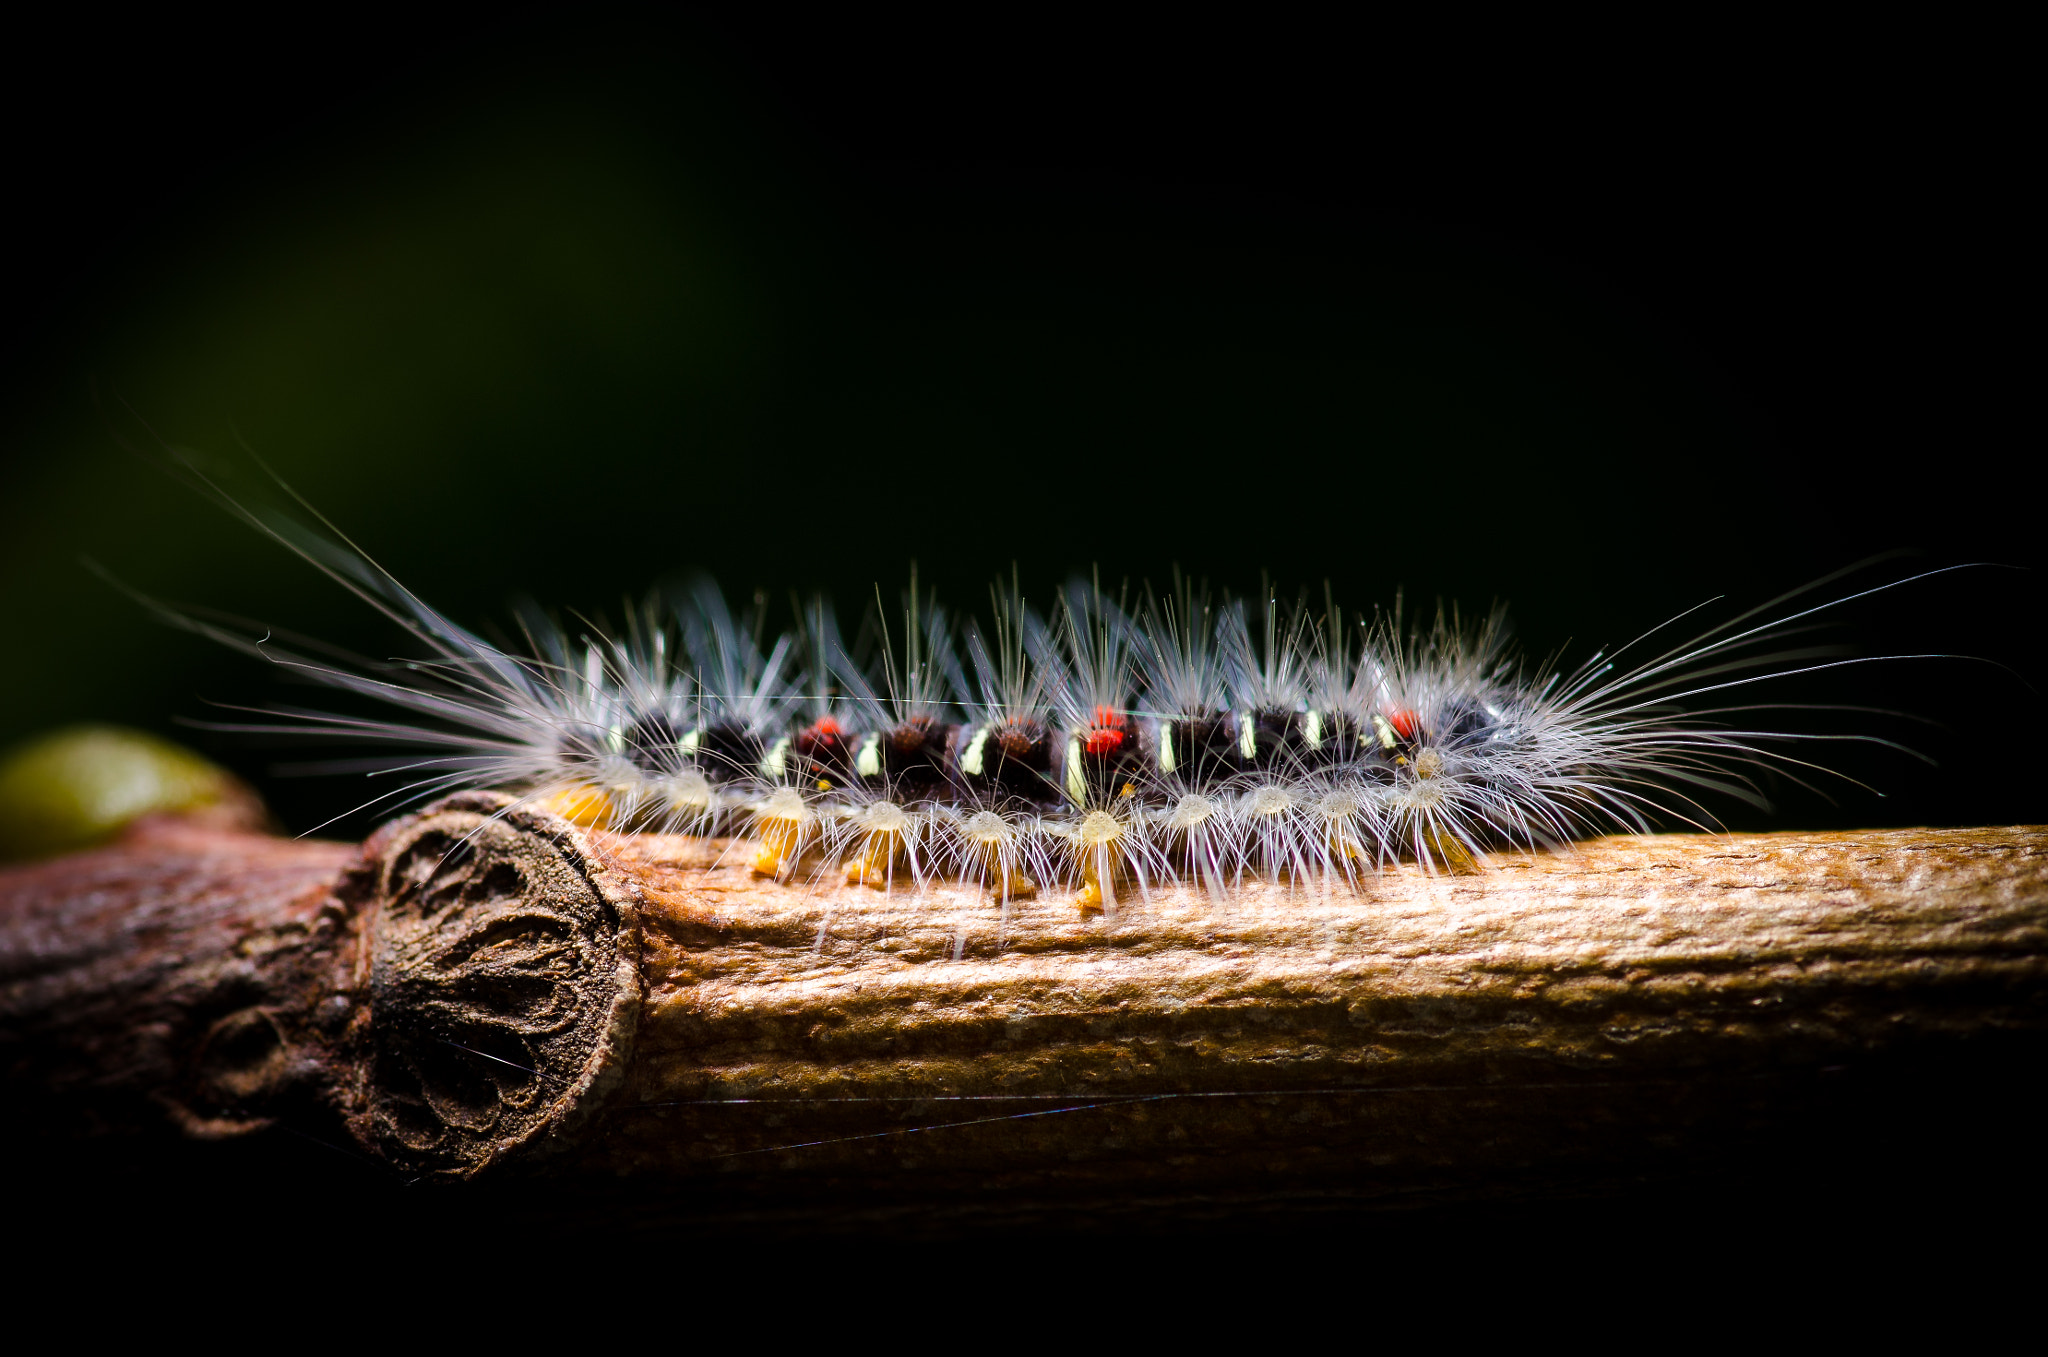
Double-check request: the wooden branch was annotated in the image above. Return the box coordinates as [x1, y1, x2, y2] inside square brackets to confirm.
[5, 794, 2044, 1223]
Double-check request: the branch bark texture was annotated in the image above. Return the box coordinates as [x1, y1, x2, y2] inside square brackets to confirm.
[4, 796, 2043, 1220]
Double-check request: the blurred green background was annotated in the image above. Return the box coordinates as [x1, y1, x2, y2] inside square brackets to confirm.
[3, 17, 2037, 838]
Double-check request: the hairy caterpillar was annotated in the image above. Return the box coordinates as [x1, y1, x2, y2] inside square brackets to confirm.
[124, 462, 1958, 930]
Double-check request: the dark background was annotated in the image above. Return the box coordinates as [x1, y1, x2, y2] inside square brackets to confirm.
[8, 13, 2039, 839]
[0, 14, 2040, 1273]
[4, 15, 2038, 840]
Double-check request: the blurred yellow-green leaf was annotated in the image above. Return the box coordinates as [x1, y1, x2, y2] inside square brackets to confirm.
[0, 726, 255, 861]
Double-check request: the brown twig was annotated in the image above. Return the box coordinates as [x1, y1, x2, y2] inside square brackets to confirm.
[4, 795, 2044, 1224]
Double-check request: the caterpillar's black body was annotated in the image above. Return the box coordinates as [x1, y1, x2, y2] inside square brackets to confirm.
[681, 705, 1417, 814]
[138, 472, 1954, 910]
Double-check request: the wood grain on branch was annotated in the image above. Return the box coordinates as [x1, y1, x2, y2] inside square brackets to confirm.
[5, 793, 2044, 1222]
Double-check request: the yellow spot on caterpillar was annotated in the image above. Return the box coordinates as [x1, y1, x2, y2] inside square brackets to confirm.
[1074, 809, 1123, 912]
[961, 723, 991, 776]
[856, 734, 881, 778]
[1424, 828, 1479, 875]
[816, 778, 833, 792]
[845, 801, 912, 889]
[760, 736, 791, 779]
[1373, 714, 1398, 750]
[1318, 789, 1368, 861]
[960, 809, 1036, 901]
[1120, 781, 1136, 799]
[541, 784, 614, 827]
[750, 787, 811, 879]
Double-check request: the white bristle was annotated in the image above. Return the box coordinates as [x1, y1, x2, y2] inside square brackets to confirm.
[128, 462, 1968, 945]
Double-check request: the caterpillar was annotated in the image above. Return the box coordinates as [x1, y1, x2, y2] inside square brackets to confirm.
[126, 462, 1955, 922]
